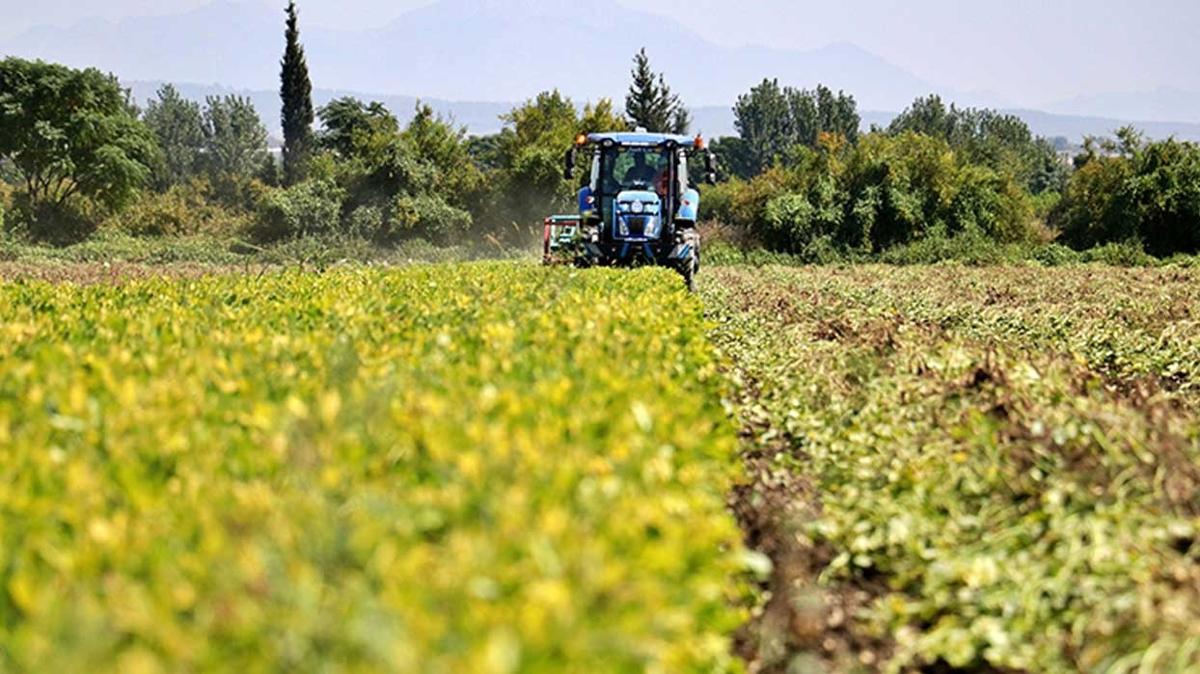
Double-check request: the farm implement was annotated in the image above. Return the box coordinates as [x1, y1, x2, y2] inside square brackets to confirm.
[542, 215, 582, 265]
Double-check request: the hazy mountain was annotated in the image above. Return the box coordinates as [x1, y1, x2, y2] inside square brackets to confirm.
[4, 1, 282, 90]
[1047, 87, 1200, 124]
[8, 0, 1199, 141]
[4, 0, 957, 111]
[125, 81, 1200, 146]
[695, 106, 1200, 143]
[995, 108, 1200, 143]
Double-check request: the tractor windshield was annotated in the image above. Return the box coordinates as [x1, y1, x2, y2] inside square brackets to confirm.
[602, 146, 671, 195]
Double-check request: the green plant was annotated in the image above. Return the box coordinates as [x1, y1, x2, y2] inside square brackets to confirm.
[251, 179, 345, 242]
[384, 193, 471, 243]
[107, 180, 249, 238]
[1082, 240, 1157, 267]
[1031, 241, 1082, 266]
[142, 84, 206, 189]
[9, 192, 103, 245]
[280, 0, 315, 185]
[0, 182, 9, 233]
[0, 264, 748, 672]
[344, 205, 384, 240]
[0, 57, 158, 223]
[625, 48, 690, 134]
[706, 265, 1200, 673]
[1055, 131, 1200, 256]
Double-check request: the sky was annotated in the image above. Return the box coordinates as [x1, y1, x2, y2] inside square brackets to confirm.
[3, 0, 1198, 108]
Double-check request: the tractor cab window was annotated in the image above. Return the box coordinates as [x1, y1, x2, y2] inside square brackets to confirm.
[589, 152, 601, 192]
[602, 146, 671, 194]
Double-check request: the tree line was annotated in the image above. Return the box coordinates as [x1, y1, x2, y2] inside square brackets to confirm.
[1, 2, 1197, 257]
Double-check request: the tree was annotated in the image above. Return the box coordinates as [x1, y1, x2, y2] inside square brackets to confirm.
[0, 58, 157, 217]
[886, 95, 954, 138]
[624, 49, 690, 134]
[202, 95, 270, 179]
[402, 103, 485, 207]
[142, 84, 205, 190]
[312, 98, 486, 243]
[734, 79, 861, 175]
[280, 0, 315, 185]
[580, 98, 630, 137]
[317, 97, 399, 158]
[708, 137, 757, 181]
[1054, 128, 1200, 256]
[733, 79, 794, 174]
[787, 85, 859, 147]
[491, 91, 628, 232]
[889, 95, 1065, 194]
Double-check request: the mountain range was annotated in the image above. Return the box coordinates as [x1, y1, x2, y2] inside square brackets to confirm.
[0, 0, 1001, 110]
[4, 0, 1199, 141]
[122, 80, 1200, 145]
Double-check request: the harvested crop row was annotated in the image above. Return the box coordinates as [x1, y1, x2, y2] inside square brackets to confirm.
[706, 265, 1200, 674]
[0, 264, 747, 673]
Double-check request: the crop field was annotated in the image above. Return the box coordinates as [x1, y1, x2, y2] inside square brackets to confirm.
[1, 261, 1199, 674]
[707, 266, 1200, 673]
[0, 264, 745, 673]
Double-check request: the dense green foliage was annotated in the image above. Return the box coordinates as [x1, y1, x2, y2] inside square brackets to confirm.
[707, 266, 1200, 673]
[475, 91, 627, 232]
[295, 100, 478, 243]
[108, 181, 251, 238]
[887, 95, 1066, 195]
[0, 181, 10, 232]
[624, 48, 690, 135]
[1054, 128, 1200, 256]
[729, 80, 860, 178]
[316, 98, 399, 157]
[251, 178, 345, 241]
[704, 131, 1033, 257]
[280, 0, 315, 186]
[142, 87, 272, 201]
[706, 86, 1081, 258]
[0, 264, 747, 672]
[202, 95, 271, 184]
[0, 58, 158, 241]
[2, 52, 1198, 260]
[142, 85, 206, 190]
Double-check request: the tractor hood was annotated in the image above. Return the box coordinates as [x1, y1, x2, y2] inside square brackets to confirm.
[613, 190, 663, 241]
[617, 190, 661, 213]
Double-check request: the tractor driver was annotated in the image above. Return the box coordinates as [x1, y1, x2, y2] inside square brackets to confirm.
[624, 151, 662, 187]
[623, 151, 669, 195]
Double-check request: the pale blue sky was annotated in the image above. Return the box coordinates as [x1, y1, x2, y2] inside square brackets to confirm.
[3, 0, 1197, 107]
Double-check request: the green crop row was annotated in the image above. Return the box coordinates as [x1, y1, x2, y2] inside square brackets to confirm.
[0, 264, 747, 673]
[705, 265, 1200, 673]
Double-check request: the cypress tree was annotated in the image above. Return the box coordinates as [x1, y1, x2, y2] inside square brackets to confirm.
[624, 49, 690, 135]
[280, 0, 314, 186]
[625, 49, 664, 131]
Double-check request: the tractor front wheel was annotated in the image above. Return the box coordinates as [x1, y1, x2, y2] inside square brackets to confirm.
[674, 230, 701, 292]
[677, 251, 699, 292]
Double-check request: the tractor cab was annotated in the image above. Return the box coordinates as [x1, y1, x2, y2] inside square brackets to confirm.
[561, 131, 717, 290]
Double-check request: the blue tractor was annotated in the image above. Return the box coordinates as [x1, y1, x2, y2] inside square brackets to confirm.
[561, 131, 717, 290]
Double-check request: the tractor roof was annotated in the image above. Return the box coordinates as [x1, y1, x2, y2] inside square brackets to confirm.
[585, 132, 700, 148]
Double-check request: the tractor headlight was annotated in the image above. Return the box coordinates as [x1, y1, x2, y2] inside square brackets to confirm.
[631, 201, 645, 215]
[645, 216, 663, 239]
[619, 202, 630, 212]
[618, 218, 630, 236]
